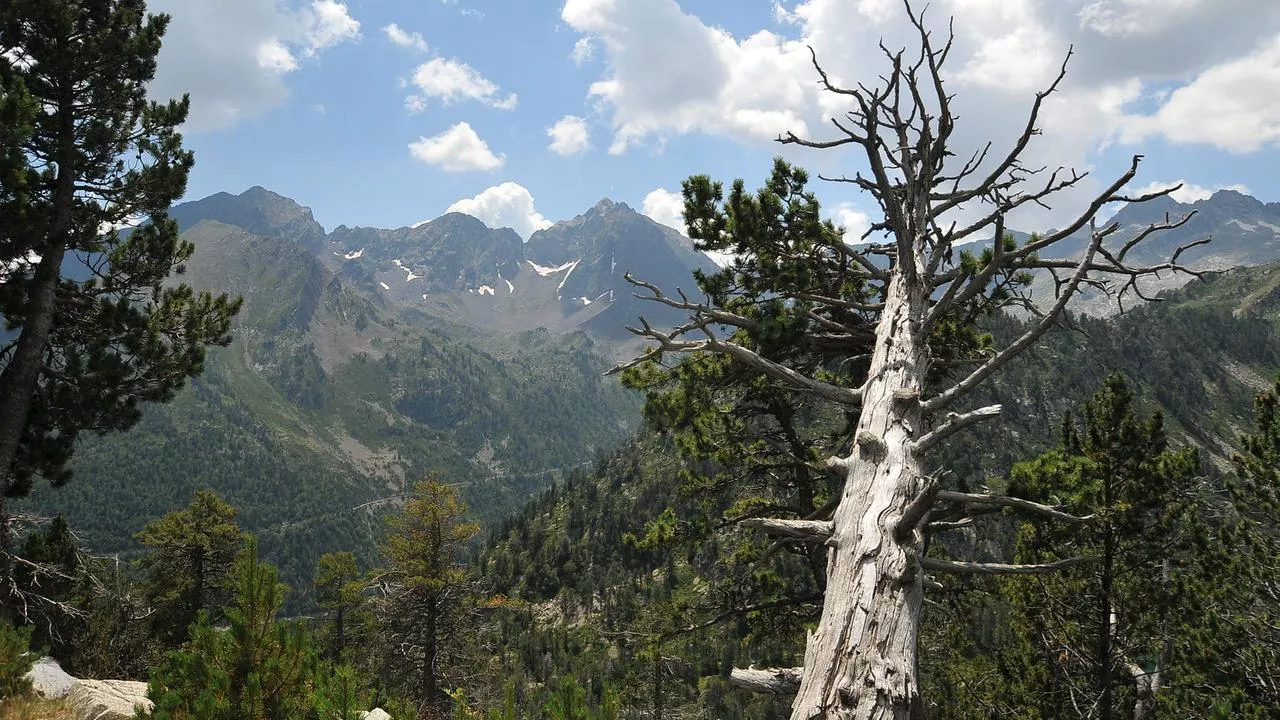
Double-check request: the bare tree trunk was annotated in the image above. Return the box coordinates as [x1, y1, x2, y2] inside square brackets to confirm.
[791, 271, 928, 720]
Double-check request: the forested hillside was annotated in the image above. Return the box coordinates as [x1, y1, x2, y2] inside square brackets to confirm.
[470, 262, 1280, 717]
[5, 2, 1280, 718]
[17, 213, 641, 594]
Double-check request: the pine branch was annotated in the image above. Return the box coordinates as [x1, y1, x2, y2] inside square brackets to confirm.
[934, 490, 1094, 523]
[729, 666, 803, 695]
[911, 404, 1002, 453]
[741, 518, 834, 544]
[920, 555, 1095, 575]
[607, 317, 863, 406]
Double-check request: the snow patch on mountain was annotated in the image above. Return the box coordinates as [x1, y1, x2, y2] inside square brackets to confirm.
[528, 259, 577, 277]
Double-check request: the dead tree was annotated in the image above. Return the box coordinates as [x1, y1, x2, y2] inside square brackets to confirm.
[609, 2, 1206, 718]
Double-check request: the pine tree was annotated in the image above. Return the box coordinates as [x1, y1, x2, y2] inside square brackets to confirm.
[12, 514, 83, 658]
[314, 551, 363, 661]
[1192, 378, 1280, 713]
[142, 537, 327, 720]
[136, 490, 246, 647]
[997, 375, 1200, 719]
[373, 477, 480, 716]
[0, 0, 240, 557]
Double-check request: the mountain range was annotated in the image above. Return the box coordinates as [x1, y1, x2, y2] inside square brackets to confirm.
[18, 184, 1280, 598]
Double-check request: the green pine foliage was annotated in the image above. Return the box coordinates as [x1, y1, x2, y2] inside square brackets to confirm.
[141, 537, 341, 720]
[0, 0, 241, 495]
[313, 551, 363, 662]
[135, 490, 247, 648]
[0, 622, 33, 700]
[367, 478, 481, 715]
[1004, 375, 1200, 718]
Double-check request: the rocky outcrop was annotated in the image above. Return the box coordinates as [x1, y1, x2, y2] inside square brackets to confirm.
[24, 656, 76, 699]
[65, 678, 152, 720]
[360, 710, 393, 720]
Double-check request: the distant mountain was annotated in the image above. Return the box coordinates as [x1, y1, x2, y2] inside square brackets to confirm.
[317, 194, 719, 353]
[24, 183, 1280, 608]
[327, 213, 525, 294]
[527, 198, 720, 339]
[1007, 188, 1280, 314]
[22, 194, 661, 602]
[1104, 188, 1280, 268]
[169, 186, 328, 256]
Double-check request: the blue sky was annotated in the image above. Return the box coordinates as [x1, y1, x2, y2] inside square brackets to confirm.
[146, 0, 1280, 240]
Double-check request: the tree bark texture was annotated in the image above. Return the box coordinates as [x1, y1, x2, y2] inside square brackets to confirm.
[790, 270, 928, 720]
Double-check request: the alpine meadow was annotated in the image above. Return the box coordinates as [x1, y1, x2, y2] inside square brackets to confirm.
[0, 1, 1278, 719]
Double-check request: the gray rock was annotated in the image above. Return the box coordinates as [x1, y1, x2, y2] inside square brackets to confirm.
[66, 678, 152, 720]
[360, 709, 393, 720]
[23, 656, 76, 699]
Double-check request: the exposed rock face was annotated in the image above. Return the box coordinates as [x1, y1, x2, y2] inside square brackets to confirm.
[66, 678, 152, 720]
[24, 656, 76, 699]
[360, 710, 393, 720]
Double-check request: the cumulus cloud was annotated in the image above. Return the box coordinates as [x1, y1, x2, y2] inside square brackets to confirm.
[1080, 0, 1208, 37]
[561, 0, 813, 153]
[406, 58, 517, 111]
[408, 122, 504, 172]
[828, 202, 872, 242]
[561, 0, 1280, 228]
[149, 0, 361, 132]
[384, 23, 429, 52]
[1120, 35, 1280, 153]
[446, 183, 553, 239]
[404, 95, 428, 114]
[572, 37, 595, 65]
[548, 116, 591, 156]
[302, 0, 361, 53]
[642, 188, 685, 233]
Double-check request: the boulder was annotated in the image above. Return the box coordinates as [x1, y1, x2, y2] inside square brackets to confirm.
[66, 678, 152, 720]
[360, 710, 393, 720]
[23, 656, 76, 699]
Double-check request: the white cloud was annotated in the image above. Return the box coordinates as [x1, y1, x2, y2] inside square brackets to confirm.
[828, 202, 872, 242]
[149, 0, 362, 132]
[1080, 0, 1207, 37]
[408, 122, 505, 172]
[642, 188, 685, 234]
[404, 95, 428, 114]
[446, 183, 553, 239]
[302, 0, 361, 55]
[572, 37, 595, 65]
[562, 0, 1280, 229]
[1127, 180, 1252, 204]
[1120, 35, 1280, 153]
[407, 58, 517, 110]
[561, 0, 813, 153]
[548, 116, 591, 156]
[256, 40, 299, 73]
[384, 23, 429, 52]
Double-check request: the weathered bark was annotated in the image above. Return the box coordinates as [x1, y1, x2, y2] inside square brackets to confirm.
[741, 518, 834, 543]
[789, 269, 929, 720]
[731, 667, 803, 695]
[0, 247, 63, 491]
[1129, 662, 1162, 720]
